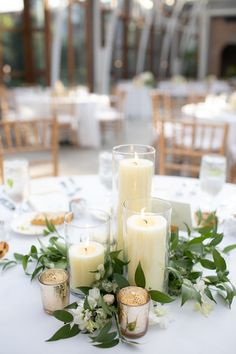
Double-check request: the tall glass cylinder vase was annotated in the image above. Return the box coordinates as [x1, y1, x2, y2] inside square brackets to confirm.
[123, 197, 172, 292]
[65, 205, 110, 296]
[112, 144, 155, 251]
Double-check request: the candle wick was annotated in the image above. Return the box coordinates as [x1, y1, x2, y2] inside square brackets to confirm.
[143, 219, 148, 224]
[85, 247, 88, 252]
[133, 161, 138, 166]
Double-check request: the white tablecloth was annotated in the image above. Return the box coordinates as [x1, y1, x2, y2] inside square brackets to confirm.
[117, 81, 152, 120]
[13, 91, 110, 148]
[1, 175, 236, 354]
[182, 97, 236, 162]
[158, 80, 230, 97]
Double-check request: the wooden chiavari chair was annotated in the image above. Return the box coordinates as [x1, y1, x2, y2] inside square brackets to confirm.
[158, 118, 228, 177]
[0, 117, 59, 182]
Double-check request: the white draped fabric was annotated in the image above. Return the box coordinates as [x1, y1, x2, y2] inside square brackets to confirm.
[11, 90, 110, 147]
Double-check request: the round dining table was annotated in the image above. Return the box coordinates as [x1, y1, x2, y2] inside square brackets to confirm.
[1, 175, 236, 354]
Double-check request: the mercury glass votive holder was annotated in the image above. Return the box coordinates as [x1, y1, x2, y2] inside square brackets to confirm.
[38, 269, 69, 315]
[117, 286, 150, 339]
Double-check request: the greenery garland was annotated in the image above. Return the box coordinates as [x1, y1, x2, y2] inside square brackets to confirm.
[1, 211, 236, 348]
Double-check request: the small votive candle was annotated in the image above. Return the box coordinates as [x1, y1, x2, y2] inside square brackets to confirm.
[38, 269, 69, 315]
[117, 286, 150, 339]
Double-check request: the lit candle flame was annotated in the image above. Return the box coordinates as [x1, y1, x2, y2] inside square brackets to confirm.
[141, 208, 148, 224]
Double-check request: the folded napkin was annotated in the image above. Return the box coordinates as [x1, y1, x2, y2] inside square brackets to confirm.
[29, 179, 69, 212]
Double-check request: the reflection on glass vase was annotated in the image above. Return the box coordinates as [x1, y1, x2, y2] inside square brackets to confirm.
[112, 144, 155, 252]
[123, 197, 172, 292]
[65, 204, 110, 297]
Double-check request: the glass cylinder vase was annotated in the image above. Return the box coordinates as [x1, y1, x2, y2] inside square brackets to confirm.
[123, 197, 171, 292]
[65, 206, 110, 296]
[112, 144, 155, 251]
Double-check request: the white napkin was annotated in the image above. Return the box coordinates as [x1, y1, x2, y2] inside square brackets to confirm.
[29, 179, 69, 212]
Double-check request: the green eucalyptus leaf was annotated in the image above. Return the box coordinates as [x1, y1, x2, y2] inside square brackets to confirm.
[1, 260, 17, 271]
[149, 290, 174, 303]
[184, 222, 191, 236]
[31, 265, 44, 280]
[113, 273, 130, 289]
[14, 253, 24, 262]
[92, 331, 117, 344]
[200, 259, 216, 270]
[208, 234, 223, 247]
[64, 302, 78, 309]
[213, 249, 226, 272]
[135, 262, 146, 288]
[92, 321, 113, 342]
[223, 244, 236, 254]
[79, 286, 91, 295]
[22, 255, 29, 271]
[53, 310, 73, 323]
[181, 279, 202, 306]
[46, 324, 79, 342]
[46, 324, 71, 341]
[204, 287, 216, 303]
[94, 338, 119, 348]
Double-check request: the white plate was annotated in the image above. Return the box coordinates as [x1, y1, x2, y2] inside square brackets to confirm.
[11, 212, 45, 236]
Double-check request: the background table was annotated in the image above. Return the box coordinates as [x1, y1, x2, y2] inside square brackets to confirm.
[1, 175, 236, 354]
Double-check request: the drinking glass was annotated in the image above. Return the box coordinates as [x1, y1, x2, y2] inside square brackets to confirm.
[123, 197, 171, 292]
[64, 205, 110, 296]
[3, 159, 30, 213]
[99, 151, 112, 190]
[199, 154, 226, 208]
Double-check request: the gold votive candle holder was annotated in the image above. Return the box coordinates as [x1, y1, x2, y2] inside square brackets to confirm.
[117, 286, 150, 339]
[38, 269, 69, 315]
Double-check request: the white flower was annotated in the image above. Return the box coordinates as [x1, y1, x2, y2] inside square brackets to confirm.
[194, 279, 205, 293]
[149, 304, 174, 329]
[193, 279, 214, 317]
[87, 288, 100, 309]
[97, 264, 104, 272]
[103, 294, 115, 305]
[194, 301, 214, 317]
[95, 272, 101, 281]
[89, 287, 100, 300]
[71, 303, 86, 331]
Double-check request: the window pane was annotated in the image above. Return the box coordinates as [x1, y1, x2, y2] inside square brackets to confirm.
[72, 4, 87, 84]
[2, 31, 24, 71]
[32, 31, 45, 71]
[30, 0, 45, 28]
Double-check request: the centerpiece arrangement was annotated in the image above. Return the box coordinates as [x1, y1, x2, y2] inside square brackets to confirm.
[1, 144, 236, 349]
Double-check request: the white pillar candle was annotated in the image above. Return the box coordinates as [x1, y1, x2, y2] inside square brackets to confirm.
[126, 213, 167, 291]
[69, 241, 105, 289]
[117, 156, 154, 250]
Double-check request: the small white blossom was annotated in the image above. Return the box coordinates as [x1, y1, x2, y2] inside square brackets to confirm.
[149, 304, 174, 329]
[87, 288, 100, 309]
[71, 303, 86, 331]
[95, 272, 101, 280]
[97, 264, 104, 272]
[193, 279, 214, 317]
[103, 294, 115, 305]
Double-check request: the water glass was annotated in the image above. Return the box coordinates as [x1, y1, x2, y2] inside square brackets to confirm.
[199, 154, 226, 199]
[99, 151, 112, 190]
[3, 159, 30, 210]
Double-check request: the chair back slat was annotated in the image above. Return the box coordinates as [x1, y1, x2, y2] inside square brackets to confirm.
[158, 117, 228, 177]
[0, 117, 59, 181]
